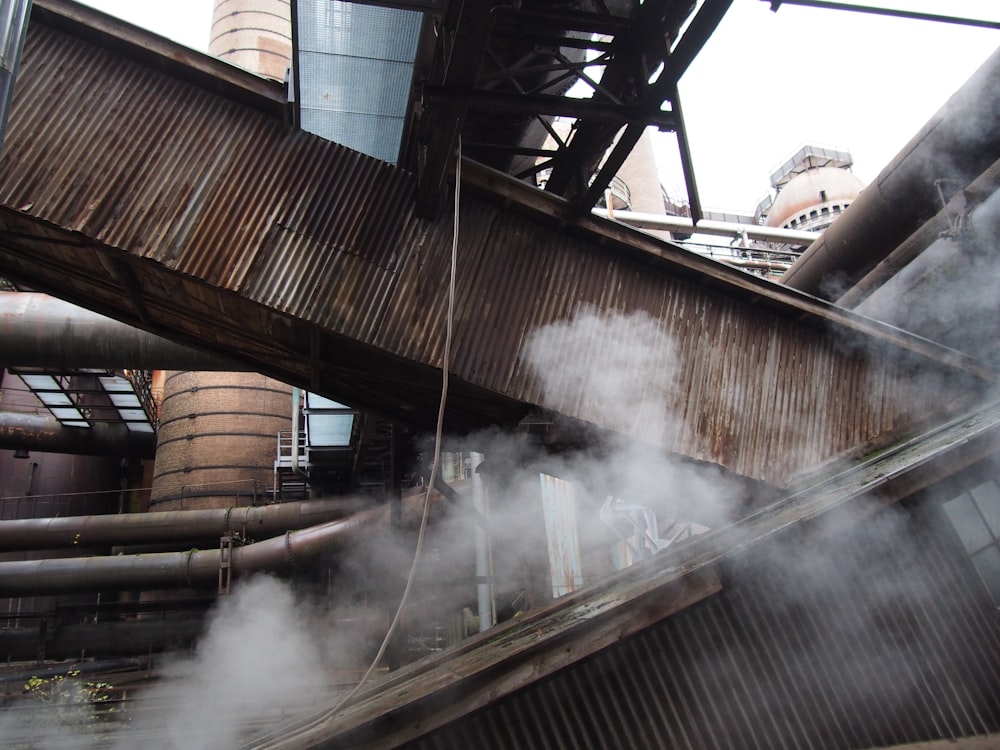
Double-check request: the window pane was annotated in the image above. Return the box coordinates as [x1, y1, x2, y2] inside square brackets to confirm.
[943, 494, 992, 553]
[971, 545, 1000, 606]
[970, 480, 1000, 537]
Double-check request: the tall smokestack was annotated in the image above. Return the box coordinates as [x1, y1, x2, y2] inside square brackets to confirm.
[209, 0, 292, 82]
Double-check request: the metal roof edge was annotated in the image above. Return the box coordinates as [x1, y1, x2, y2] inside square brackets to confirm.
[461, 157, 999, 385]
[31, 0, 288, 119]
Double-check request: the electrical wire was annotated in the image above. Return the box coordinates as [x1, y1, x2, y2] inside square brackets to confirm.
[323, 142, 462, 716]
[239, 144, 463, 750]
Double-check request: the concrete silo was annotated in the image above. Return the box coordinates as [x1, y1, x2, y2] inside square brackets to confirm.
[209, 0, 292, 82]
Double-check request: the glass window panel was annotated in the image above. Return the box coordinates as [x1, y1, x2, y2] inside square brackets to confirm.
[38, 392, 72, 406]
[50, 407, 85, 421]
[307, 414, 354, 447]
[971, 545, 1000, 606]
[20, 374, 58, 389]
[970, 480, 1000, 537]
[109, 393, 141, 407]
[943, 494, 992, 553]
[305, 393, 348, 410]
[98, 377, 133, 392]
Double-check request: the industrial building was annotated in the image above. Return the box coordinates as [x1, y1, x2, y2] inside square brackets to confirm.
[0, 0, 999, 747]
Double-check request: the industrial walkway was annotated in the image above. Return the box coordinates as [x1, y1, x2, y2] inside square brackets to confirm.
[0, 1, 991, 486]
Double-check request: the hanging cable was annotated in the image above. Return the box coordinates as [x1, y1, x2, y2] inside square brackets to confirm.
[325, 142, 462, 715]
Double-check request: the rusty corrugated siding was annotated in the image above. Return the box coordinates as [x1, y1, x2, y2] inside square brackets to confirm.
[408, 496, 1000, 750]
[0, 10, 989, 487]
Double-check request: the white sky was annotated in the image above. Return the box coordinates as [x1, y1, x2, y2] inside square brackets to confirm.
[78, 0, 999, 213]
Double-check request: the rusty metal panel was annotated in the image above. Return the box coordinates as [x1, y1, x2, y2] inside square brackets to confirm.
[538, 474, 584, 598]
[409, 498, 1000, 750]
[0, 8, 991, 490]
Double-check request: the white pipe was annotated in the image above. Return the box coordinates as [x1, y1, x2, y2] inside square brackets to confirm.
[471, 452, 494, 632]
[290, 386, 308, 483]
[592, 208, 820, 247]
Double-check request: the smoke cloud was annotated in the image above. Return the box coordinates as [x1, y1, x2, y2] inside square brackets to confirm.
[855, 187, 1000, 370]
[110, 576, 329, 750]
[0, 576, 340, 749]
[523, 303, 681, 445]
[408, 305, 744, 609]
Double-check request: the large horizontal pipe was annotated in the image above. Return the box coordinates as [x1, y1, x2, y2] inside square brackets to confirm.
[0, 292, 246, 370]
[0, 497, 371, 551]
[0, 606, 390, 662]
[593, 208, 819, 247]
[0, 619, 205, 662]
[0, 507, 387, 596]
[0, 411, 155, 458]
[781, 45, 1000, 298]
[836, 157, 1000, 308]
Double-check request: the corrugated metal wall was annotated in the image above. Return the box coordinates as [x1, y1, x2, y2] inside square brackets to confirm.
[409, 496, 1000, 749]
[0, 13, 988, 487]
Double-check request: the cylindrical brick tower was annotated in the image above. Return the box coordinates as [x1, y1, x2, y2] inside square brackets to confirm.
[150, 371, 292, 511]
[209, 0, 292, 82]
[147, 3, 296, 516]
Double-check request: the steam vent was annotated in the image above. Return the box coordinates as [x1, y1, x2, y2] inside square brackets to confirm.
[1, 1, 1000, 748]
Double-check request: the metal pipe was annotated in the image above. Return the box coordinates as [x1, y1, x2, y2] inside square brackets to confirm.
[0, 410, 155, 458]
[0, 507, 386, 596]
[0, 619, 205, 662]
[765, 0, 1000, 31]
[0, 292, 247, 370]
[593, 208, 819, 246]
[781, 46, 1000, 298]
[471, 452, 494, 632]
[290, 386, 309, 483]
[0, 497, 370, 551]
[837, 157, 1000, 308]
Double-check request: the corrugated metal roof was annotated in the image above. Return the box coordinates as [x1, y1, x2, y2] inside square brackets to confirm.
[237, 398, 1000, 749]
[0, 5, 994, 488]
[409, 493, 1000, 749]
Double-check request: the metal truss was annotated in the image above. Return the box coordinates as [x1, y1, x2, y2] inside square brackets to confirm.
[406, 0, 734, 219]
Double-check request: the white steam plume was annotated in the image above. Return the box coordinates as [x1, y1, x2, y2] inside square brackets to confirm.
[523, 303, 680, 445]
[111, 576, 329, 749]
[0, 576, 335, 749]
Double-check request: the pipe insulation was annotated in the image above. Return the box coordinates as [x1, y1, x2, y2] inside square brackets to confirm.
[781, 45, 1000, 298]
[0, 507, 386, 595]
[0, 292, 247, 370]
[0, 410, 155, 457]
[0, 497, 371, 550]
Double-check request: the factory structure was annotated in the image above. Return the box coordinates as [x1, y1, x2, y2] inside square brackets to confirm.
[0, 0, 999, 747]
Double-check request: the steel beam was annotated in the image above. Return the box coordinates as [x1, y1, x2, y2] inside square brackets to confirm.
[415, 0, 495, 218]
[765, 0, 1000, 30]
